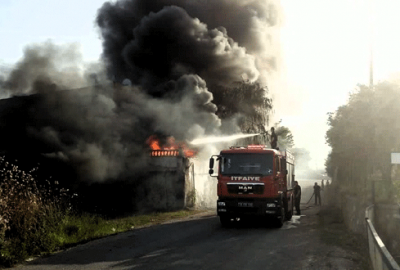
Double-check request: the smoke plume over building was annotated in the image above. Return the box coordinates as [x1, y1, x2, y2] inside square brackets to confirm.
[97, 0, 280, 89]
[0, 0, 281, 213]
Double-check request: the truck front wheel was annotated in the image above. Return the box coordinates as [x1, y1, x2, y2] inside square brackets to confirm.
[275, 206, 285, 228]
[220, 216, 233, 227]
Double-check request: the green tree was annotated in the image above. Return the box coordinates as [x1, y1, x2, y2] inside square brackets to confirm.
[273, 122, 295, 149]
[326, 82, 400, 192]
[212, 81, 295, 148]
[212, 81, 273, 144]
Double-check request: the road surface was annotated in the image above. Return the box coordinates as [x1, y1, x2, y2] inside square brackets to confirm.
[16, 206, 371, 270]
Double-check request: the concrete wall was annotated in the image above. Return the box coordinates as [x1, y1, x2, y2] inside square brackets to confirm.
[374, 204, 400, 263]
[366, 205, 400, 270]
[340, 193, 368, 235]
[193, 158, 217, 209]
[327, 184, 400, 267]
[324, 184, 368, 235]
[136, 156, 195, 212]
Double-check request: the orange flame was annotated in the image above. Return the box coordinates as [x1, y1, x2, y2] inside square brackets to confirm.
[147, 135, 161, 150]
[146, 135, 197, 158]
[183, 148, 197, 158]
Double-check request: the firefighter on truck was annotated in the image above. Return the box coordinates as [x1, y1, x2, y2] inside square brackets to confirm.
[209, 145, 295, 227]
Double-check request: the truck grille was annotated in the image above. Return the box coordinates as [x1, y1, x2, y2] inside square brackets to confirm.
[226, 183, 264, 195]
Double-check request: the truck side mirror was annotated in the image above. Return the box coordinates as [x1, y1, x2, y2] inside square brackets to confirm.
[209, 155, 220, 177]
[209, 158, 214, 175]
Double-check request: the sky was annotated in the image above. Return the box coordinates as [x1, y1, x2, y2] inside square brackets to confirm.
[278, 0, 400, 169]
[1, 0, 400, 170]
[0, 0, 104, 64]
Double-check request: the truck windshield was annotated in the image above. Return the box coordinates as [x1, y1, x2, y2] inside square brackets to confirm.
[219, 153, 273, 176]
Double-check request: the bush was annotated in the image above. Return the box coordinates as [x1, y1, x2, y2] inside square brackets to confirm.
[0, 157, 69, 266]
[0, 156, 206, 267]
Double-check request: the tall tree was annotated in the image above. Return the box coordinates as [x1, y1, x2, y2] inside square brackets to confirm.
[212, 81, 295, 148]
[212, 81, 273, 144]
[326, 82, 400, 187]
[273, 122, 295, 150]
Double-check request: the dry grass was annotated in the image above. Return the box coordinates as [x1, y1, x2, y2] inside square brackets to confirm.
[0, 157, 206, 267]
[0, 157, 70, 266]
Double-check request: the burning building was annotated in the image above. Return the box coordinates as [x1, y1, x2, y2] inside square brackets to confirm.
[139, 135, 196, 211]
[0, 84, 212, 214]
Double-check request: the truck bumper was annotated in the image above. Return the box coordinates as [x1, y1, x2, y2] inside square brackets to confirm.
[217, 198, 282, 218]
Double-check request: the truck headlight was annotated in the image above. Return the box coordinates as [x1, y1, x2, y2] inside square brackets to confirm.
[266, 203, 276, 208]
[218, 202, 226, 207]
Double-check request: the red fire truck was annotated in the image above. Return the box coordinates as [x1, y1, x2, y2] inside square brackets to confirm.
[209, 145, 295, 227]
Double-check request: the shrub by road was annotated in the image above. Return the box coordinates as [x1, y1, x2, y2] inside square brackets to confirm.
[0, 157, 203, 267]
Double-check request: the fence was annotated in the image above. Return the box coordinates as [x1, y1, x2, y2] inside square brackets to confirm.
[365, 205, 400, 270]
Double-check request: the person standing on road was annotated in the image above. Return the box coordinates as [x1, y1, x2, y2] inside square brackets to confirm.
[270, 127, 278, 150]
[314, 182, 321, 205]
[294, 181, 301, 215]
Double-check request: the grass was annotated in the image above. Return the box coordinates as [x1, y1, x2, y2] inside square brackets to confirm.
[51, 209, 205, 249]
[0, 157, 206, 267]
[317, 205, 372, 270]
[0, 208, 205, 267]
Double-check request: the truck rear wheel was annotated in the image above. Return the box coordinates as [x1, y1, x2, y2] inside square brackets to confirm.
[285, 199, 293, 221]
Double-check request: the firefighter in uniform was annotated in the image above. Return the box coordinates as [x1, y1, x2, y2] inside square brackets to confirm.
[314, 182, 322, 205]
[270, 127, 278, 150]
[294, 181, 301, 215]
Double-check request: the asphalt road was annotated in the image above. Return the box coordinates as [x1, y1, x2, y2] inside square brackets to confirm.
[16, 206, 370, 270]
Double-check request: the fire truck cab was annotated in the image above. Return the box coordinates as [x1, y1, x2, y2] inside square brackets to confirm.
[209, 145, 295, 227]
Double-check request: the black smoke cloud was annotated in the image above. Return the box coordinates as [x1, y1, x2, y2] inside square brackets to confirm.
[0, 0, 280, 183]
[97, 0, 280, 90]
[0, 42, 103, 96]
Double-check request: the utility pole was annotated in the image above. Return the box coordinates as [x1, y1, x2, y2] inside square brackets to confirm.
[368, 0, 374, 90]
[369, 47, 374, 89]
